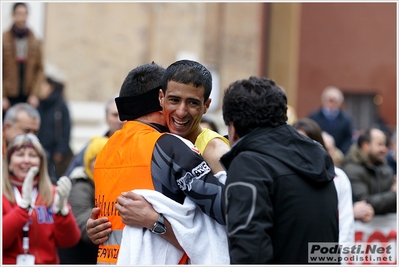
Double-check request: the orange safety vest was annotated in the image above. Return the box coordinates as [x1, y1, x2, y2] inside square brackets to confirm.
[94, 121, 188, 264]
[94, 121, 162, 264]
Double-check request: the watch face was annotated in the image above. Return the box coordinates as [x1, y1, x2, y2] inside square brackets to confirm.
[152, 222, 166, 234]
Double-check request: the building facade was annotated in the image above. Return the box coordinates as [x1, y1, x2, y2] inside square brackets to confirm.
[2, 2, 396, 148]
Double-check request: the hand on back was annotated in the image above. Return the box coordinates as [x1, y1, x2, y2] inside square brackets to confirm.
[86, 207, 112, 245]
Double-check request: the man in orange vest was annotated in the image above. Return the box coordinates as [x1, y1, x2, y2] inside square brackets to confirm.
[88, 62, 227, 264]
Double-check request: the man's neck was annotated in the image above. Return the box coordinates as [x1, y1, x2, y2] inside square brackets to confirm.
[185, 127, 203, 144]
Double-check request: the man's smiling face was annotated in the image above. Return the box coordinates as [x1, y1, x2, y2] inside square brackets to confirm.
[159, 80, 211, 143]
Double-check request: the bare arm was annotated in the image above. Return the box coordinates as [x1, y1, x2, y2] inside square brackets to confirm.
[202, 138, 230, 174]
[116, 191, 183, 251]
[86, 207, 112, 245]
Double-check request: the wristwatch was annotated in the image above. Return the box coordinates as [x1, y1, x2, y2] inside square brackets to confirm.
[150, 213, 166, 235]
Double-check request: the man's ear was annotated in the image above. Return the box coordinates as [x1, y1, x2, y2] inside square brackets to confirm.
[360, 141, 370, 153]
[158, 89, 164, 108]
[204, 98, 212, 114]
[3, 121, 11, 134]
[3, 122, 12, 143]
[227, 123, 240, 146]
[231, 129, 240, 144]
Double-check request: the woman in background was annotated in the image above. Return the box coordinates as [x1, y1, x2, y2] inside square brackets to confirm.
[2, 133, 80, 264]
[293, 118, 355, 247]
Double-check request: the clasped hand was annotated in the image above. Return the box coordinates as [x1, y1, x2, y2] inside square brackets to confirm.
[19, 166, 39, 210]
[53, 176, 72, 216]
[86, 191, 157, 245]
[116, 191, 158, 229]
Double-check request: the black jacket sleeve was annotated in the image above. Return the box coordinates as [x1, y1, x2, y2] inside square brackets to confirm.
[151, 134, 226, 225]
[224, 152, 274, 263]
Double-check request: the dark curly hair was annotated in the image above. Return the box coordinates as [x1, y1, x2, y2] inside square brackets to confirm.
[222, 76, 287, 137]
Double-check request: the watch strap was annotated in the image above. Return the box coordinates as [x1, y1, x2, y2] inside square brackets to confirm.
[150, 213, 166, 234]
[158, 213, 164, 225]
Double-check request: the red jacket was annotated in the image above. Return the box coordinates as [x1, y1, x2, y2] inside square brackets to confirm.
[2, 186, 81, 264]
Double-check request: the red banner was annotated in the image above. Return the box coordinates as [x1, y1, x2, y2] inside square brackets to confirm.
[348, 214, 397, 265]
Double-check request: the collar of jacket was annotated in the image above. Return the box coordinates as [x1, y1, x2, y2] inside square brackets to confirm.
[220, 126, 274, 171]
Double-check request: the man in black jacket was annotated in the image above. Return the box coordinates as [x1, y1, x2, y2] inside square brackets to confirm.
[220, 76, 339, 264]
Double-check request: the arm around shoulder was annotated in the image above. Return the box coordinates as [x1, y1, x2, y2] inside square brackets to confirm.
[202, 138, 230, 174]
